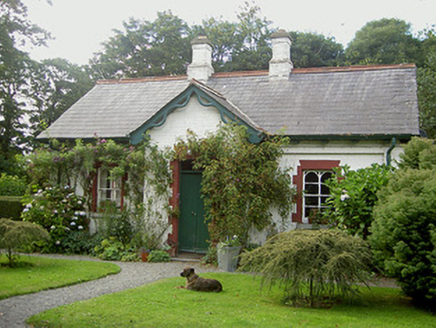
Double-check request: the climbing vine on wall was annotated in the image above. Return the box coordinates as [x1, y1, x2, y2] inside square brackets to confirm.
[174, 124, 294, 245]
[26, 137, 173, 209]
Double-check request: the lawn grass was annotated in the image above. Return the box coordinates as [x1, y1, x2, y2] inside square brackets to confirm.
[0, 255, 120, 300]
[27, 273, 435, 328]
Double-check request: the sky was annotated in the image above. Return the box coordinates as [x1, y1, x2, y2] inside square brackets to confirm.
[24, 0, 436, 66]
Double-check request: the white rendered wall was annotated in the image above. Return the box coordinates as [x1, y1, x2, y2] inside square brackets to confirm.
[248, 139, 404, 245]
[148, 96, 222, 148]
[280, 140, 403, 171]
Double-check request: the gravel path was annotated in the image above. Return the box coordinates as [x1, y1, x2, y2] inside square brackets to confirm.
[0, 254, 221, 328]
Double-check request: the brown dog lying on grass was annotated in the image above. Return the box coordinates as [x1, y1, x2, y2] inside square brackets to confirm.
[179, 266, 222, 292]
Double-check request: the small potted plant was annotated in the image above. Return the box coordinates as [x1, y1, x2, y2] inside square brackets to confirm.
[217, 235, 242, 272]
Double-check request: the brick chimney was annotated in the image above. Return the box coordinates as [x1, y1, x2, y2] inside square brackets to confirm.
[269, 29, 293, 80]
[187, 36, 214, 82]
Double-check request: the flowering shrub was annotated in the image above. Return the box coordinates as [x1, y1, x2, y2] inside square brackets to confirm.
[323, 164, 392, 239]
[22, 185, 88, 252]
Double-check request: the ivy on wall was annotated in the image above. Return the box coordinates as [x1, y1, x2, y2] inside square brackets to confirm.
[173, 124, 294, 245]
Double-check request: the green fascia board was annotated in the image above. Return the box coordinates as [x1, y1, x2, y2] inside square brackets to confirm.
[129, 84, 265, 145]
[276, 134, 414, 143]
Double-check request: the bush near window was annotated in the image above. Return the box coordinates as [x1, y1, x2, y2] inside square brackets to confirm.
[370, 137, 436, 310]
[324, 164, 392, 239]
[239, 229, 372, 308]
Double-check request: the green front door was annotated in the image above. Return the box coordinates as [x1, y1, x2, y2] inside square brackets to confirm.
[178, 171, 209, 253]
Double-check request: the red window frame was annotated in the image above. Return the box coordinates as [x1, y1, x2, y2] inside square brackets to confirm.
[292, 160, 340, 223]
[91, 166, 126, 212]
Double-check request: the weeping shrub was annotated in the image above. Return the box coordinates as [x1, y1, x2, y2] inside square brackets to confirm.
[239, 229, 372, 307]
[0, 218, 49, 267]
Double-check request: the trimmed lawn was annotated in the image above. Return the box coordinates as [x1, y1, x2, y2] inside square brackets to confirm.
[0, 256, 120, 300]
[27, 273, 435, 328]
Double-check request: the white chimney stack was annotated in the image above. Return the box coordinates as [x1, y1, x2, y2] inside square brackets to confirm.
[187, 36, 214, 82]
[269, 29, 293, 81]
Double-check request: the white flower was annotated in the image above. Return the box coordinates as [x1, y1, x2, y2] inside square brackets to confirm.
[78, 200, 83, 205]
[340, 194, 350, 201]
[74, 211, 79, 216]
[70, 221, 76, 226]
[78, 225, 84, 230]
[51, 225, 56, 230]
[79, 211, 86, 216]
[55, 240, 61, 245]
[54, 210, 58, 214]
[25, 203, 32, 209]
[23, 208, 29, 213]
[73, 216, 78, 221]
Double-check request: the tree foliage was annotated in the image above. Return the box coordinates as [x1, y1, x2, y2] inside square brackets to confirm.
[29, 58, 93, 138]
[0, 0, 49, 172]
[90, 11, 191, 79]
[289, 32, 344, 68]
[239, 229, 372, 308]
[346, 18, 422, 65]
[0, 218, 49, 267]
[417, 28, 436, 139]
[370, 138, 436, 310]
[174, 124, 293, 245]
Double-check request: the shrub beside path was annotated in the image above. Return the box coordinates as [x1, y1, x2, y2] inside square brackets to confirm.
[0, 254, 221, 328]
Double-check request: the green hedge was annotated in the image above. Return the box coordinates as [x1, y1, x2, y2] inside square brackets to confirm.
[0, 196, 23, 220]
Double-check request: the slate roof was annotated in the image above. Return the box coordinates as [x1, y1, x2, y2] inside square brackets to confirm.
[38, 64, 420, 142]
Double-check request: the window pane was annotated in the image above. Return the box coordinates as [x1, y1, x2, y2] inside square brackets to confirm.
[305, 184, 319, 194]
[305, 196, 318, 206]
[305, 172, 319, 183]
[321, 184, 330, 195]
[321, 172, 332, 183]
[321, 196, 329, 205]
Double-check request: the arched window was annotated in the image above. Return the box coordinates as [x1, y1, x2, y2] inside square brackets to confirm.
[303, 171, 332, 222]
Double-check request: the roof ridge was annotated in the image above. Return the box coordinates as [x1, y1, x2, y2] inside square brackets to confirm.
[95, 63, 416, 85]
[96, 75, 188, 84]
[292, 63, 415, 74]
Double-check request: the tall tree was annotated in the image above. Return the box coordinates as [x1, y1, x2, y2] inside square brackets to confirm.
[90, 11, 190, 79]
[417, 28, 436, 138]
[190, 17, 239, 71]
[29, 58, 94, 138]
[0, 0, 48, 174]
[289, 32, 344, 68]
[346, 18, 422, 65]
[222, 1, 272, 71]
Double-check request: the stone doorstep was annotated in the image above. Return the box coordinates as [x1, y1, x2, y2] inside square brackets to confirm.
[172, 252, 204, 263]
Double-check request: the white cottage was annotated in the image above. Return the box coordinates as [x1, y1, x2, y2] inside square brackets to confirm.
[38, 30, 420, 255]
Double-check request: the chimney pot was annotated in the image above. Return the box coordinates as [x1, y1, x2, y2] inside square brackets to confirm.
[269, 29, 293, 80]
[187, 36, 214, 82]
